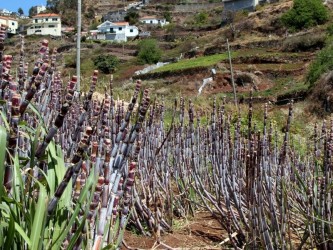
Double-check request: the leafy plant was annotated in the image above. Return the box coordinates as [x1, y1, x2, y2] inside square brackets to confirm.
[93, 54, 119, 74]
[307, 41, 333, 86]
[281, 0, 329, 31]
[194, 12, 208, 26]
[137, 39, 162, 64]
[124, 10, 139, 25]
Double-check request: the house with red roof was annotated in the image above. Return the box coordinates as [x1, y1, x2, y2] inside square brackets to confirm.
[0, 16, 18, 35]
[27, 13, 61, 36]
[96, 21, 138, 42]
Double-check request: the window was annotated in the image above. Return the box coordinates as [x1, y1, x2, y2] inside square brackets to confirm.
[110, 28, 114, 33]
[35, 19, 38, 23]
[45, 18, 48, 21]
[49, 25, 55, 28]
[118, 27, 122, 31]
[35, 26, 41, 29]
[130, 29, 133, 32]
[35, 30, 41, 33]
[52, 18, 58, 21]
[30, 27, 34, 29]
[150, 20, 153, 23]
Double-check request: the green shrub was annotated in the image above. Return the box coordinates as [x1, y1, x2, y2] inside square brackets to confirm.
[125, 10, 139, 25]
[194, 12, 208, 25]
[137, 39, 162, 64]
[281, 33, 326, 52]
[93, 54, 119, 74]
[307, 39, 333, 86]
[327, 23, 333, 36]
[281, 0, 329, 31]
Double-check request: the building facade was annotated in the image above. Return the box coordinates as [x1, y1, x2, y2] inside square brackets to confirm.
[36, 5, 47, 14]
[0, 16, 18, 34]
[139, 16, 168, 26]
[27, 13, 61, 36]
[97, 21, 138, 42]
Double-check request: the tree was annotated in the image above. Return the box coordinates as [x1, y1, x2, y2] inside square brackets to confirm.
[17, 8, 24, 16]
[281, 0, 329, 31]
[28, 7, 37, 17]
[93, 54, 119, 74]
[84, 6, 95, 19]
[124, 10, 139, 25]
[163, 11, 172, 23]
[46, 0, 60, 13]
[137, 39, 162, 64]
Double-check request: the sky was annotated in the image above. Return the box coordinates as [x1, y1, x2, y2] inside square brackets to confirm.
[0, 0, 47, 15]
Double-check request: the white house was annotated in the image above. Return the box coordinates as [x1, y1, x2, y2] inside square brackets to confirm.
[0, 16, 18, 34]
[0, 9, 12, 16]
[36, 5, 47, 14]
[27, 13, 61, 36]
[96, 21, 138, 42]
[139, 16, 168, 27]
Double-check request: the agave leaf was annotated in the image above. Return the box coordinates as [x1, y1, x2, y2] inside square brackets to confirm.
[0, 110, 10, 131]
[51, 143, 72, 248]
[14, 222, 32, 248]
[28, 103, 46, 130]
[4, 212, 15, 249]
[30, 182, 48, 250]
[67, 215, 87, 250]
[13, 154, 24, 204]
[51, 168, 96, 249]
[0, 125, 7, 201]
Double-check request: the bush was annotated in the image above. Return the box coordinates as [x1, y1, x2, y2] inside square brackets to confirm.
[93, 54, 119, 74]
[327, 23, 333, 36]
[194, 12, 208, 26]
[281, 0, 329, 31]
[307, 39, 333, 86]
[137, 39, 162, 64]
[281, 33, 326, 52]
[124, 10, 139, 25]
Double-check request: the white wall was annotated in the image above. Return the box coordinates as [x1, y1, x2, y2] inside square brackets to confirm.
[0, 18, 18, 34]
[125, 26, 139, 37]
[27, 16, 61, 36]
[140, 18, 167, 27]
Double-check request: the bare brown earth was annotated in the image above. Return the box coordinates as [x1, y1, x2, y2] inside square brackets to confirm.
[122, 212, 228, 250]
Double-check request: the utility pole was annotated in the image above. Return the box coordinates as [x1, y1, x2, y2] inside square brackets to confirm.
[227, 39, 238, 110]
[76, 0, 81, 93]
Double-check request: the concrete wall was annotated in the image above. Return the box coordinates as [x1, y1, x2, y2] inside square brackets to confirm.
[223, 0, 257, 12]
[174, 2, 223, 12]
[27, 23, 61, 36]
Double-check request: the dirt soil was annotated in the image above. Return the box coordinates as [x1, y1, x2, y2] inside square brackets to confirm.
[122, 212, 228, 249]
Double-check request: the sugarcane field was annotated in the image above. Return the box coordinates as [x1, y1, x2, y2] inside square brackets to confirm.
[2, 0, 333, 249]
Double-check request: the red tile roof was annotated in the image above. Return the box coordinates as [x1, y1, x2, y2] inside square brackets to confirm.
[113, 22, 129, 26]
[140, 16, 158, 20]
[0, 16, 18, 21]
[32, 13, 60, 18]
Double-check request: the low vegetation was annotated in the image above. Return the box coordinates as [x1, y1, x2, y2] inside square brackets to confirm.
[307, 36, 333, 87]
[93, 54, 119, 74]
[137, 39, 162, 64]
[281, 0, 329, 31]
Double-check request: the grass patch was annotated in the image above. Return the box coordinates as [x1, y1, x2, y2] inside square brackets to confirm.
[153, 52, 234, 73]
[154, 49, 305, 74]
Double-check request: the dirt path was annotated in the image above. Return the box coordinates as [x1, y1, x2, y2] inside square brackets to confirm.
[122, 212, 228, 249]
